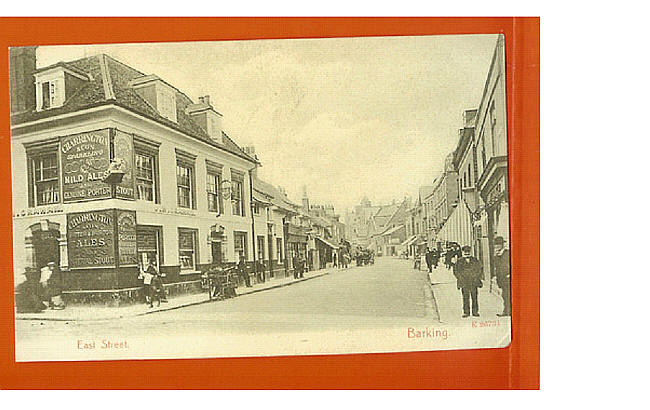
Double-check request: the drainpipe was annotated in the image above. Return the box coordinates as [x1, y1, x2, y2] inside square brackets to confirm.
[249, 167, 258, 282]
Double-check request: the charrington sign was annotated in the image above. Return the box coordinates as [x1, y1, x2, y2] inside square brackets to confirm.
[60, 128, 136, 203]
[61, 129, 111, 202]
[67, 209, 115, 269]
[66, 209, 138, 269]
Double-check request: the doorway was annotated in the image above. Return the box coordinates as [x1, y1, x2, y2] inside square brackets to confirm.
[33, 229, 60, 270]
[211, 241, 222, 266]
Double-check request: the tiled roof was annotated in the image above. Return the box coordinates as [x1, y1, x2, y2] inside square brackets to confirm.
[253, 177, 299, 213]
[419, 186, 434, 201]
[11, 54, 256, 164]
[309, 216, 332, 227]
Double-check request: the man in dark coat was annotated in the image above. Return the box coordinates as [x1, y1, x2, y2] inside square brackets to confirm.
[238, 254, 252, 287]
[425, 247, 434, 273]
[493, 236, 511, 316]
[454, 245, 483, 318]
[432, 247, 440, 269]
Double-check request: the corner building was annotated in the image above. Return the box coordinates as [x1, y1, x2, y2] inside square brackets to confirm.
[10, 49, 272, 305]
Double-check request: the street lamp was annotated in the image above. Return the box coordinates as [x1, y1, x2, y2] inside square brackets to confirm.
[103, 158, 126, 185]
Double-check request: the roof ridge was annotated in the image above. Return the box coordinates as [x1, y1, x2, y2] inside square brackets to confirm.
[221, 131, 257, 162]
[102, 53, 148, 77]
[102, 54, 198, 107]
[98, 55, 116, 100]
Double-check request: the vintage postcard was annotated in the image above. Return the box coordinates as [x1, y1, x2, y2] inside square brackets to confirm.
[10, 34, 512, 362]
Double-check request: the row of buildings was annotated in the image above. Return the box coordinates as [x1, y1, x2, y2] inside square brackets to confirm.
[410, 35, 510, 287]
[10, 47, 346, 305]
[345, 35, 510, 289]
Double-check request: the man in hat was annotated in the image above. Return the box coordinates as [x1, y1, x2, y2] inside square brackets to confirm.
[493, 236, 511, 316]
[425, 247, 434, 273]
[454, 245, 483, 318]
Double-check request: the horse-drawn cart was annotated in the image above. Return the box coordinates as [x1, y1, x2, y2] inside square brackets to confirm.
[202, 266, 238, 300]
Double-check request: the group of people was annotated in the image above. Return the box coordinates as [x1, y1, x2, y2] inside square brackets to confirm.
[332, 251, 352, 269]
[351, 247, 374, 267]
[424, 247, 441, 272]
[15, 261, 65, 313]
[292, 254, 307, 279]
[415, 238, 511, 319]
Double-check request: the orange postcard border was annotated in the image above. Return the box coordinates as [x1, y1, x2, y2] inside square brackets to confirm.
[0, 17, 540, 390]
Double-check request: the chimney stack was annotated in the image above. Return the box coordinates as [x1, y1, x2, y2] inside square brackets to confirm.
[185, 94, 223, 144]
[9, 46, 37, 115]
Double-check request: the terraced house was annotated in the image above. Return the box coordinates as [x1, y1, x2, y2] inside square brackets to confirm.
[9, 47, 283, 305]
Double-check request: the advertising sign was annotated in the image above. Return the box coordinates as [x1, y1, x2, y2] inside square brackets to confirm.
[117, 210, 138, 266]
[67, 209, 116, 269]
[113, 130, 135, 200]
[60, 129, 111, 202]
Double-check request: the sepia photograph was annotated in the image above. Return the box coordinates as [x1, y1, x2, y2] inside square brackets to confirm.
[10, 34, 512, 362]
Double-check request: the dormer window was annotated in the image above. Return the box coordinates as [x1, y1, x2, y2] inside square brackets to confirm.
[34, 63, 91, 111]
[36, 77, 63, 110]
[40, 81, 57, 109]
[129, 75, 178, 123]
[157, 87, 177, 122]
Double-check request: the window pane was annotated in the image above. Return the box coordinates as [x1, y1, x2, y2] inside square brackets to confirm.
[177, 164, 192, 208]
[178, 230, 196, 270]
[206, 173, 220, 213]
[32, 153, 59, 205]
[36, 180, 59, 205]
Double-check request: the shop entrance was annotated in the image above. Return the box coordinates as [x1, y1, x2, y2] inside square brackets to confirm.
[136, 226, 161, 271]
[32, 229, 60, 270]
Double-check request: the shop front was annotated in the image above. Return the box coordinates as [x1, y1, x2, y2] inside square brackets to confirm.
[314, 236, 338, 269]
[286, 224, 308, 274]
[478, 156, 510, 287]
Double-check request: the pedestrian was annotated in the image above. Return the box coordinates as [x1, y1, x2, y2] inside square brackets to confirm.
[425, 247, 434, 273]
[38, 263, 54, 308]
[47, 262, 65, 310]
[413, 252, 421, 270]
[238, 254, 252, 287]
[293, 253, 299, 279]
[333, 251, 338, 268]
[15, 267, 47, 313]
[150, 271, 165, 307]
[444, 247, 453, 269]
[431, 248, 440, 269]
[493, 236, 511, 317]
[299, 255, 306, 279]
[140, 262, 156, 307]
[454, 245, 483, 318]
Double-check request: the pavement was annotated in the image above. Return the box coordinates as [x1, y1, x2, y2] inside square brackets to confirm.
[14, 269, 330, 322]
[14, 257, 510, 362]
[424, 263, 506, 324]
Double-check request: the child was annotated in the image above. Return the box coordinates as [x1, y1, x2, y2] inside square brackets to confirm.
[151, 273, 164, 308]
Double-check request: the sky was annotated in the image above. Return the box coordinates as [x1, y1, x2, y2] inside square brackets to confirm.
[36, 34, 499, 214]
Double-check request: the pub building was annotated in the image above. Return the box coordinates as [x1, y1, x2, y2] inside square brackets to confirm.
[10, 47, 289, 305]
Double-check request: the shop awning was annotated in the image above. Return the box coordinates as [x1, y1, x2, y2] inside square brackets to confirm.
[401, 235, 418, 247]
[315, 236, 339, 249]
[381, 224, 405, 237]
